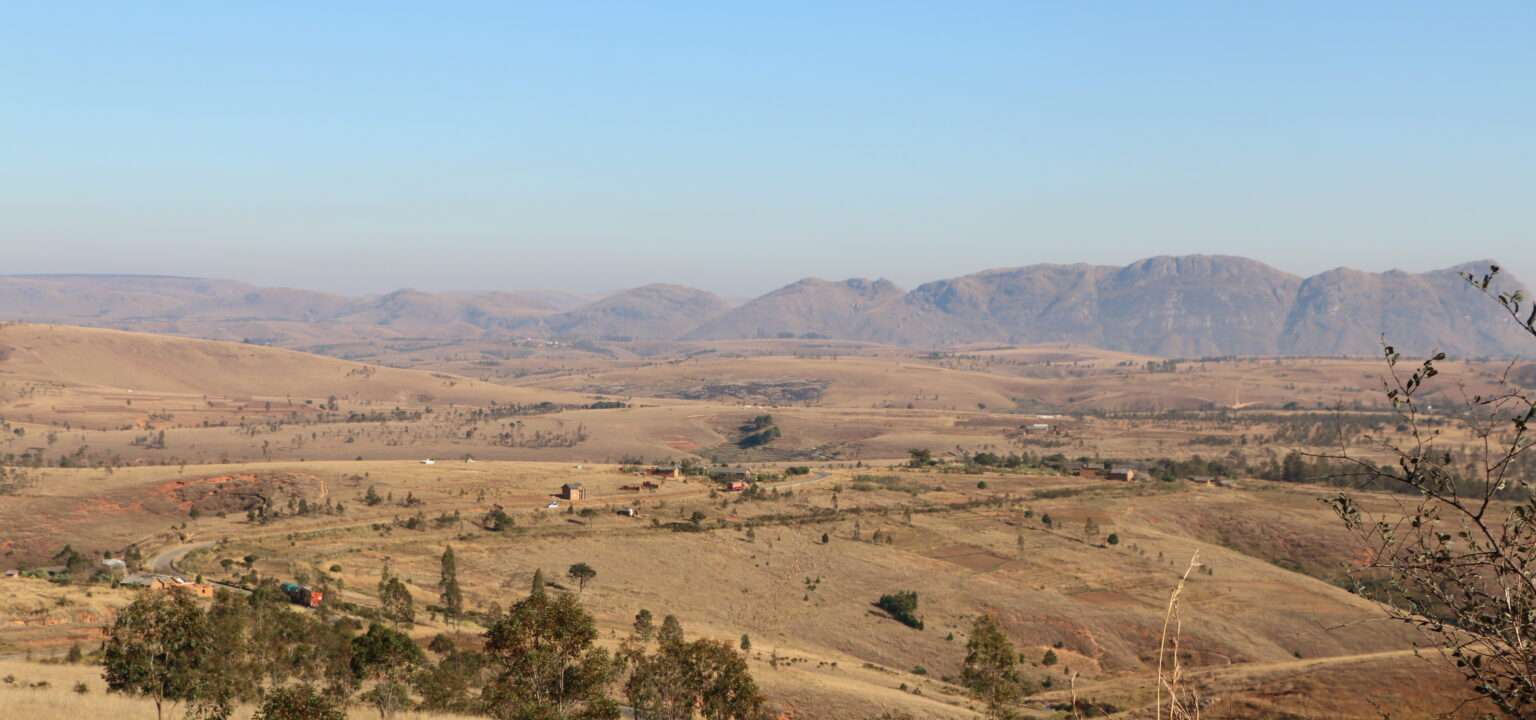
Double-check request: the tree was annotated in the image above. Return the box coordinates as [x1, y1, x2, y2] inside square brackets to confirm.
[1082, 517, 1101, 542]
[377, 566, 415, 628]
[627, 638, 764, 720]
[740, 634, 751, 653]
[625, 643, 693, 720]
[682, 639, 764, 720]
[530, 569, 546, 598]
[658, 614, 685, 647]
[102, 591, 214, 720]
[439, 546, 464, 621]
[907, 448, 933, 468]
[252, 684, 346, 720]
[961, 614, 1026, 719]
[1041, 649, 1058, 666]
[198, 583, 352, 707]
[568, 562, 597, 593]
[53, 544, 93, 583]
[123, 543, 144, 572]
[633, 609, 655, 642]
[416, 647, 487, 714]
[351, 622, 425, 719]
[481, 591, 619, 719]
[1326, 265, 1536, 717]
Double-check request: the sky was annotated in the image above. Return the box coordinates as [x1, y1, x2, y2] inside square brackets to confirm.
[1, 2, 1532, 296]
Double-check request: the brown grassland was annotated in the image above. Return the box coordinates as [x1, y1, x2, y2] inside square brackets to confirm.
[0, 322, 1517, 718]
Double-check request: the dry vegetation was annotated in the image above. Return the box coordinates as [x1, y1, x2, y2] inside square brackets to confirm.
[0, 322, 1516, 718]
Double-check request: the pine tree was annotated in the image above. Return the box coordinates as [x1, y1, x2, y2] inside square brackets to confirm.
[530, 568, 546, 598]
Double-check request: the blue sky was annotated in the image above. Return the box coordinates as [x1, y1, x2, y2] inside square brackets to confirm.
[2, 2, 1532, 295]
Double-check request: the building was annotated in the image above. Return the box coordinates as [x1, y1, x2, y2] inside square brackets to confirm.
[646, 466, 681, 479]
[1106, 466, 1137, 482]
[560, 482, 584, 501]
[145, 576, 214, 598]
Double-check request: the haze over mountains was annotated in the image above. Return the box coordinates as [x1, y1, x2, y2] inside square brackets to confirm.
[1, 255, 1524, 357]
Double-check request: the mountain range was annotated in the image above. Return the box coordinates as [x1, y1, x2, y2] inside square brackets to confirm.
[1, 256, 1525, 357]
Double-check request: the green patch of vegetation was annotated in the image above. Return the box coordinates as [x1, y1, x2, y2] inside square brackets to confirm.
[850, 474, 928, 495]
[875, 591, 923, 629]
[737, 414, 781, 449]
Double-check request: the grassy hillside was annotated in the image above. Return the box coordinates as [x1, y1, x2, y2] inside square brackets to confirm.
[0, 459, 1492, 717]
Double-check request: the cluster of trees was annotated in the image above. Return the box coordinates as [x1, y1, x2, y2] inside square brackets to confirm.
[464, 400, 625, 423]
[484, 421, 589, 449]
[875, 591, 923, 630]
[736, 415, 781, 449]
[101, 574, 769, 720]
[622, 610, 762, 719]
[1134, 448, 1534, 501]
[245, 492, 347, 525]
[965, 451, 1050, 472]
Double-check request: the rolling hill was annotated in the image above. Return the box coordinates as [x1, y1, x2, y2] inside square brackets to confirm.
[0, 323, 591, 430]
[1, 257, 1525, 357]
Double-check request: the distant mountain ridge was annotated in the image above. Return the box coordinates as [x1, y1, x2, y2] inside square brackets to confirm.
[0, 256, 1525, 357]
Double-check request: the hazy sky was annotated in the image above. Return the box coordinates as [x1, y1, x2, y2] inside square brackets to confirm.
[2, 2, 1532, 296]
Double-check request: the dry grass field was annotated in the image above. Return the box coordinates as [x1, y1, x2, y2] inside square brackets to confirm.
[0, 323, 1514, 718]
